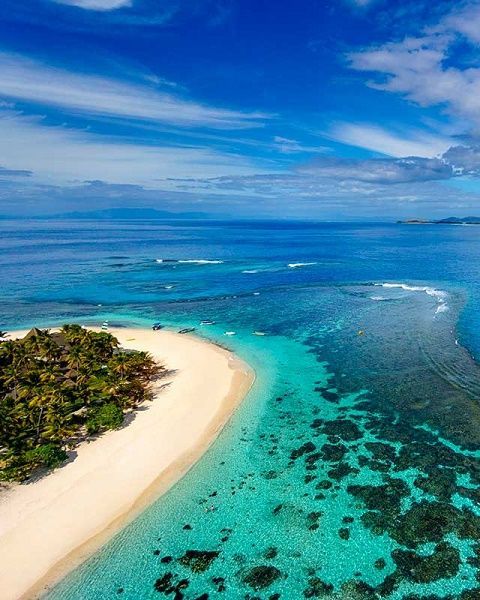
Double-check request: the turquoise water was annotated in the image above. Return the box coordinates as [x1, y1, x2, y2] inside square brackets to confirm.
[2, 220, 480, 598]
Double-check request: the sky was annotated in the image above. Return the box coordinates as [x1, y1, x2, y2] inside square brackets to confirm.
[2, 0, 480, 218]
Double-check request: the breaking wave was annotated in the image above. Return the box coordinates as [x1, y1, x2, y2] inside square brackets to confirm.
[287, 262, 317, 269]
[375, 282, 448, 314]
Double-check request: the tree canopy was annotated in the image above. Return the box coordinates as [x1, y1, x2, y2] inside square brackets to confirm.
[0, 325, 163, 481]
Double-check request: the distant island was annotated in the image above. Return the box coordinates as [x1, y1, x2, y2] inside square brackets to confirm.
[398, 216, 480, 225]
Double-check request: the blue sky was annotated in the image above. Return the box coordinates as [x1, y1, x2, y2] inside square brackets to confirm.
[1, 0, 480, 218]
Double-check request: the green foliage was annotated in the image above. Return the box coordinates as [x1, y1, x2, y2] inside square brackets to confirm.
[86, 403, 124, 435]
[24, 443, 69, 468]
[0, 444, 68, 482]
[0, 325, 163, 481]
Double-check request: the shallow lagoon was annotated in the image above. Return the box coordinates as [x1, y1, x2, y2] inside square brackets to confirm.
[2, 220, 480, 598]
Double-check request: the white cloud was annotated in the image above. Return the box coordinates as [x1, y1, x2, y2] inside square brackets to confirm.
[273, 136, 327, 154]
[0, 53, 269, 130]
[348, 5, 480, 132]
[54, 0, 132, 11]
[442, 2, 480, 44]
[0, 109, 264, 186]
[327, 122, 452, 157]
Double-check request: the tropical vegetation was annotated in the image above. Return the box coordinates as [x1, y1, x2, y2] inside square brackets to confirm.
[0, 325, 163, 482]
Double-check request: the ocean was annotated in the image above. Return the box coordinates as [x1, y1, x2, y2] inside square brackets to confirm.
[2, 219, 480, 599]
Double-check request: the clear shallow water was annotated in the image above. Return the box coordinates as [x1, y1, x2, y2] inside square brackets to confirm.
[2, 220, 480, 599]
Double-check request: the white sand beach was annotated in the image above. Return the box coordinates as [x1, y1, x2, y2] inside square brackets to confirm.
[0, 327, 254, 600]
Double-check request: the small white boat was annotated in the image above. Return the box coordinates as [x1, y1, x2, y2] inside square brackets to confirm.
[253, 331, 266, 336]
[224, 331, 236, 336]
[101, 321, 109, 331]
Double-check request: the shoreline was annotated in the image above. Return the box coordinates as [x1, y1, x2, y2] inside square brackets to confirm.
[0, 327, 255, 600]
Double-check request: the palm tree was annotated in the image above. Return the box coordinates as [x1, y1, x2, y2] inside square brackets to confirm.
[0, 324, 162, 481]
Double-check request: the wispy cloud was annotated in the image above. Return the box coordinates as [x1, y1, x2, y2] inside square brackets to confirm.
[328, 122, 452, 158]
[0, 53, 269, 130]
[0, 165, 32, 177]
[273, 136, 328, 154]
[0, 108, 265, 186]
[54, 0, 131, 11]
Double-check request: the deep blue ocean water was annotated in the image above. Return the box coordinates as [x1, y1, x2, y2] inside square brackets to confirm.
[2, 219, 480, 599]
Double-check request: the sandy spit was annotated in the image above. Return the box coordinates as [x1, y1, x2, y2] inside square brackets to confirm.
[0, 327, 254, 600]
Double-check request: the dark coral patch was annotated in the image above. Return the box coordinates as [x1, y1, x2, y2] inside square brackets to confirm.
[291, 441, 316, 460]
[303, 577, 334, 597]
[263, 547, 278, 560]
[320, 443, 348, 462]
[315, 418, 363, 442]
[392, 541, 460, 583]
[328, 462, 359, 480]
[307, 511, 323, 531]
[413, 469, 457, 501]
[392, 501, 480, 547]
[364, 442, 396, 462]
[460, 590, 480, 600]
[178, 550, 219, 573]
[315, 480, 333, 490]
[347, 477, 409, 516]
[154, 572, 189, 596]
[242, 565, 282, 590]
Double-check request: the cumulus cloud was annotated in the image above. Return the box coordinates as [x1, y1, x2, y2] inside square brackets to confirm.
[0, 52, 269, 130]
[159, 168, 480, 220]
[442, 2, 480, 44]
[442, 145, 480, 174]
[347, 3, 480, 131]
[299, 156, 453, 184]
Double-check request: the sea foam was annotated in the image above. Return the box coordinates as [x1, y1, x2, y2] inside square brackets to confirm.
[155, 259, 224, 265]
[287, 262, 317, 268]
[375, 282, 448, 314]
